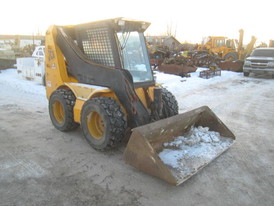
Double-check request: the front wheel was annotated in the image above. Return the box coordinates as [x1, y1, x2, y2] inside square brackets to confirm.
[81, 97, 127, 150]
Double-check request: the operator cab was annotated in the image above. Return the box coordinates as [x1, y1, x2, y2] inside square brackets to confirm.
[69, 17, 154, 87]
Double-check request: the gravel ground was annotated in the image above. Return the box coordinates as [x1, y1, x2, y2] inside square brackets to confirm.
[0, 69, 273, 206]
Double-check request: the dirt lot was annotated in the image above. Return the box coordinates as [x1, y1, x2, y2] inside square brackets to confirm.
[0, 70, 273, 206]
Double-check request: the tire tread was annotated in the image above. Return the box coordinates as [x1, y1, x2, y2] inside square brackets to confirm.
[81, 97, 127, 150]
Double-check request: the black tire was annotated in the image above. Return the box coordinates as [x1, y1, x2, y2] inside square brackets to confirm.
[42, 75, 46, 86]
[243, 72, 250, 77]
[49, 89, 79, 131]
[224, 52, 238, 61]
[161, 88, 179, 118]
[81, 97, 127, 150]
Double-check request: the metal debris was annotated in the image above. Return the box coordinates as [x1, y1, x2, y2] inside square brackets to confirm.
[199, 68, 221, 79]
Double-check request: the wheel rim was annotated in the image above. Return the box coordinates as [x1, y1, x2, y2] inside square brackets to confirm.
[86, 111, 104, 139]
[53, 101, 65, 123]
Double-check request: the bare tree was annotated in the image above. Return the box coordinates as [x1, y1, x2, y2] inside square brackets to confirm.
[166, 21, 177, 37]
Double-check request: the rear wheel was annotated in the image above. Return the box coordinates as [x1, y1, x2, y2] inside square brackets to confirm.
[49, 89, 79, 131]
[161, 88, 179, 118]
[81, 97, 127, 150]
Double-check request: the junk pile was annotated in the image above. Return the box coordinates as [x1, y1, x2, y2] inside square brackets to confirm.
[217, 60, 244, 72]
[156, 55, 197, 77]
[190, 50, 244, 72]
[188, 50, 244, 72]
[188, 50, 221, 68]
[148, 40, 244, 77]
[152, 50, 243, 77]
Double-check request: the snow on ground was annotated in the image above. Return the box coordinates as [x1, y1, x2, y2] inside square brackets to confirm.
[156, 68, 243, 94]
[0, 69, 47, 112]
[0, 67, 273, 114]
[0, 69, 45, 96]
[155, 68, 274, 115]
[155, 68, 243, 112]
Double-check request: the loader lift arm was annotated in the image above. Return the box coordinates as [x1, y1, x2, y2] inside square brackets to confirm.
[56, 27, 150, 128]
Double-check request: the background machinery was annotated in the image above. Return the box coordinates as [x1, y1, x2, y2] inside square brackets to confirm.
[198, 29, 256, 61]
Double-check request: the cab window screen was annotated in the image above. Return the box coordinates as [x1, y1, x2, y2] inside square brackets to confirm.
[79, 27, 115, 67]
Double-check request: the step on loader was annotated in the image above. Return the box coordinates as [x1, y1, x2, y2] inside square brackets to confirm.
[45, 18, 235, 186]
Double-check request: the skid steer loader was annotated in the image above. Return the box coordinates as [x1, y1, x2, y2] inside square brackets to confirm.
[45, 18, 235, 186]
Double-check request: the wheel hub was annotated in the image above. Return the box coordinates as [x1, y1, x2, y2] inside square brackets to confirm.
[53, 101, 65, 123]
[87, 111, 104, 139]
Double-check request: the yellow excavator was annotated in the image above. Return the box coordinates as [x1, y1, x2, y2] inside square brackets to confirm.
[45, 18, 235, 185]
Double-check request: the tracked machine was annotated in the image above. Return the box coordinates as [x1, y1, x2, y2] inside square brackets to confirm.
[45, 18, 235, 185]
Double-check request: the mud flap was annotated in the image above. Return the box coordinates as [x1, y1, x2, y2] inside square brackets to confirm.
[123, 106, 235, 186]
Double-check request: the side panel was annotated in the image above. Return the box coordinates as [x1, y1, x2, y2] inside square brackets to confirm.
[73, 91, 123, 123]
[16, 57, 35, 80]
[33, 58, 45, 85]
[73, 99, 85, 123]
[64, 82, 121, 123]
[45, 25, 78, 99]
[66, 82, 156, 124]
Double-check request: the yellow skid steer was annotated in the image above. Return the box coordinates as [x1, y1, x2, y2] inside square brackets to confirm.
[45, 18, 235, 186]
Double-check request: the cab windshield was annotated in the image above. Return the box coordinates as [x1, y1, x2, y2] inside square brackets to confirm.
[117, 32, 153, 83]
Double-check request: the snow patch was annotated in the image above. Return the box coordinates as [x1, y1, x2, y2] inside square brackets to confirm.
[0, 68, 47, 111]
[159, 126, 234, 177]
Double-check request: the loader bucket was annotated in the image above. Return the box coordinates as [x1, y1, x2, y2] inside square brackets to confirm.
[124, 106, 235, 186]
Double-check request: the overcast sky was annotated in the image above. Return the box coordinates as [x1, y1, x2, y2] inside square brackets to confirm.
[1, 0, 273, 45]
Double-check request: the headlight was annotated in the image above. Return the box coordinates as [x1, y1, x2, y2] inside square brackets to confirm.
[244, 60, 251, 66]
[268, 61, 274, 67]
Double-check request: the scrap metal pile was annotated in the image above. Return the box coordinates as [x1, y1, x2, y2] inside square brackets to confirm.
[188, 50, 221, 68]
[199, 68, 222, 79]
[151, 49, 243, 77]
[157, 54, 197, 77]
